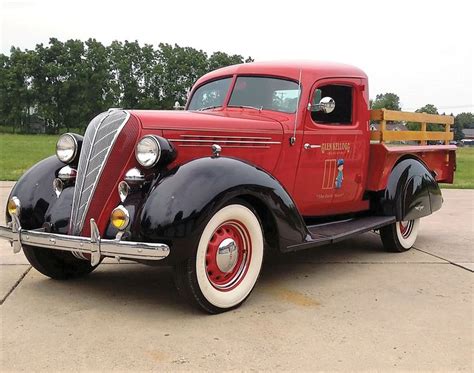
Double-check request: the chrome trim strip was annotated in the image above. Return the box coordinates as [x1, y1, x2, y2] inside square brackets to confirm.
[70, 112, 109, 235]
[0, 219, 169, 264]
[177, 144, 270, 149]
[169, 139, 281, 145]
[70, 111, 131, 235]
[180, 134, 273, 140]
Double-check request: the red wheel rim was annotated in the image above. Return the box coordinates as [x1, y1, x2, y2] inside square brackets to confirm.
[399, 220, 414, 239]
[205, 220, 252, 291]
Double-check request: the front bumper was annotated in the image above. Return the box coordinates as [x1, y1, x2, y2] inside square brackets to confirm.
[0, 215, 170, 265]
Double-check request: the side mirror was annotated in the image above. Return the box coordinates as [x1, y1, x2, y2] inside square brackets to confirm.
[308, 96, 336, 114]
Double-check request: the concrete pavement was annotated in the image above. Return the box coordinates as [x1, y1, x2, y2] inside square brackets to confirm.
[0, 183, 472, 371]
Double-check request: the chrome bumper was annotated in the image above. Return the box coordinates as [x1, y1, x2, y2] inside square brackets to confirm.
[0, 215, 170, 265]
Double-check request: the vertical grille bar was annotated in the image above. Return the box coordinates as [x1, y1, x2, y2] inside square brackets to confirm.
[69, 110, 130, 236]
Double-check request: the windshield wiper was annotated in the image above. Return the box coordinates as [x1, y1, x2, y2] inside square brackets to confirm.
[197, 105, 221, 111]
[229, 105, 263, 112]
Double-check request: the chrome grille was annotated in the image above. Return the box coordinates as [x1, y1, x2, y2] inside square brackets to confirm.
[69, 110, 130, 235]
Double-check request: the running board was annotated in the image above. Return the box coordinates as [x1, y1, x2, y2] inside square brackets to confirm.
[285, 216, 396, 252]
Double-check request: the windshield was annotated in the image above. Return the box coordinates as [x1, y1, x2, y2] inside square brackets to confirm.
[229, 76, 300, 113]
[188, 77, 232, 111]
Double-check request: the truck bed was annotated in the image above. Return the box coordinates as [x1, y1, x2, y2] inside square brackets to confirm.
[367, 109, 456, 191]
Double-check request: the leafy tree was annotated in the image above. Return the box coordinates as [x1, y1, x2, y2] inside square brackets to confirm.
[208, 51, 249, 71]
[416, 104, 438, 115]
[81, 38, 115, 128]
[1, 38, 253, 133]
[371, 93, 401, 111]
[155, 43, 209, 109]
[0, 48, 35, 132]
[453, 112, 465, 141]
[455, 112, 474, 129]
[407, 104, 444, 131]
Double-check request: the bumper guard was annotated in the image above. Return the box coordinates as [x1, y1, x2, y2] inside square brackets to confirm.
[0, 215, 170, 265]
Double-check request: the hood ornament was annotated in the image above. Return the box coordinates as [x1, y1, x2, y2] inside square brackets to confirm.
[212, 144, 221, 157]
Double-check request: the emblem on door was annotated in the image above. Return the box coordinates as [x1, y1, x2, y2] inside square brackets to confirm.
[322, 158, 345, 190]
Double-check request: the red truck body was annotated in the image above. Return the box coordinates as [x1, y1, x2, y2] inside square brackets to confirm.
[131, 61, 455, 218]
[1, 60, 456, 313]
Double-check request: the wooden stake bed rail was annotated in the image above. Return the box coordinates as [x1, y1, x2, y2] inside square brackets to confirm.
[370, 109, 454, 145]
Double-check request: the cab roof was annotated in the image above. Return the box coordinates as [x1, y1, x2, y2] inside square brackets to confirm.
[194, 60, 367, 87]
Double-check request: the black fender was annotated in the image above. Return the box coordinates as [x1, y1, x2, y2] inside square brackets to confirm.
[6, 156, 72, 231]
[381, 158, 442, 221]
[139, 156, 310, 264]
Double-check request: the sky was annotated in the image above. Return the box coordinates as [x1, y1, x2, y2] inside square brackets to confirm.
[1, 0, 472, 114]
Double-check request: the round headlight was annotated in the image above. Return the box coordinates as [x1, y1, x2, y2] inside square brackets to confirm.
[56, 133, 78, 163]
[135, 135, 161, 168]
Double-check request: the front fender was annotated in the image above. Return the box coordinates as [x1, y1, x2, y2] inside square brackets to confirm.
[6, 156, 67, 230]
[381, 158, 442, 221]
[140, 156, 309, 263]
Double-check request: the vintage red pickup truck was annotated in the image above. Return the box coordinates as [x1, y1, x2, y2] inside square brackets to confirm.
[0, 61, 456, 313]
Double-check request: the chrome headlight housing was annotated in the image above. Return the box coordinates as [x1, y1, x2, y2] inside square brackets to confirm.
[135, 135, 162, 168]
[56, 133, 78, 164]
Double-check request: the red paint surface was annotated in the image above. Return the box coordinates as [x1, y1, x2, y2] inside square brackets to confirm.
[84, 61, 455, 232]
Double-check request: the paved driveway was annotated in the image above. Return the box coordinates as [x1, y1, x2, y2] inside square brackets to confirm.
[0, 183, 472, 371]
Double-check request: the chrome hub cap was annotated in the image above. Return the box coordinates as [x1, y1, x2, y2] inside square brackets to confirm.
[205, 221, 252, 291]
[216, 238, 238, 273]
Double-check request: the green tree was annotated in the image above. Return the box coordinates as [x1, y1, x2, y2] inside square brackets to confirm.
[108, 40, 144, 109]
[0, 48, 35, 133]
[453, 112, 465, 141]
[207, 51, 249, 71]
[1, 38, 253, 132]
[407, 104, 444, 131]
[455, 112, 474, 129]
[80, 38, 115, 129]
[155, 43, 209, 109]
[371, 93, 401, 111]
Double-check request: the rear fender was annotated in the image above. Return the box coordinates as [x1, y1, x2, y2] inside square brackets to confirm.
[381, 158, 442, 221]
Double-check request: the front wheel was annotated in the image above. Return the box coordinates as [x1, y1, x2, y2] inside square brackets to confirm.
[380, 219, 420, 252]
[174, 203, 264, 314]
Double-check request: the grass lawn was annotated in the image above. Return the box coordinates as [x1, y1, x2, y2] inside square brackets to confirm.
[0, 134, 473, 188]
[441, 147, 474, 189]
[0, 134, 57, 180]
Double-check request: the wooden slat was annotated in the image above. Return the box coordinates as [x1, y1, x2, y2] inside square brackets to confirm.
[380, 131, 453, 142]
[370, 109, 454, 125]
[420, 122, 427, 145]
[370, 131, 382, 141]
[444, 122, 450, 146]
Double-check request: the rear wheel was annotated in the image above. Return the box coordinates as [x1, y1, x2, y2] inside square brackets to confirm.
[380, 219, 420, 252]
[174, 202, 264, 314]
[23, 245, 99, 280]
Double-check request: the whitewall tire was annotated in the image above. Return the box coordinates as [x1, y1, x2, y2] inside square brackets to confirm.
[174, 202, 264, 313]
[380, 219, 420, 252]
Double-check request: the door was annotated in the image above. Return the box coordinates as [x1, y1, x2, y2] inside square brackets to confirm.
[293, 78, 369, 216]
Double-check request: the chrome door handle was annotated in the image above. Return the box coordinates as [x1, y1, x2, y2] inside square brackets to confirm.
[304, 143, 321, 150]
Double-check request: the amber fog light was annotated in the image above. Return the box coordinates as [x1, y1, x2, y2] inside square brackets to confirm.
[110, 205, 130, 230]
[7, 196, 21, 217]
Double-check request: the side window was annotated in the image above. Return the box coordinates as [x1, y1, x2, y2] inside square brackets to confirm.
[311, 84, 353, 125]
